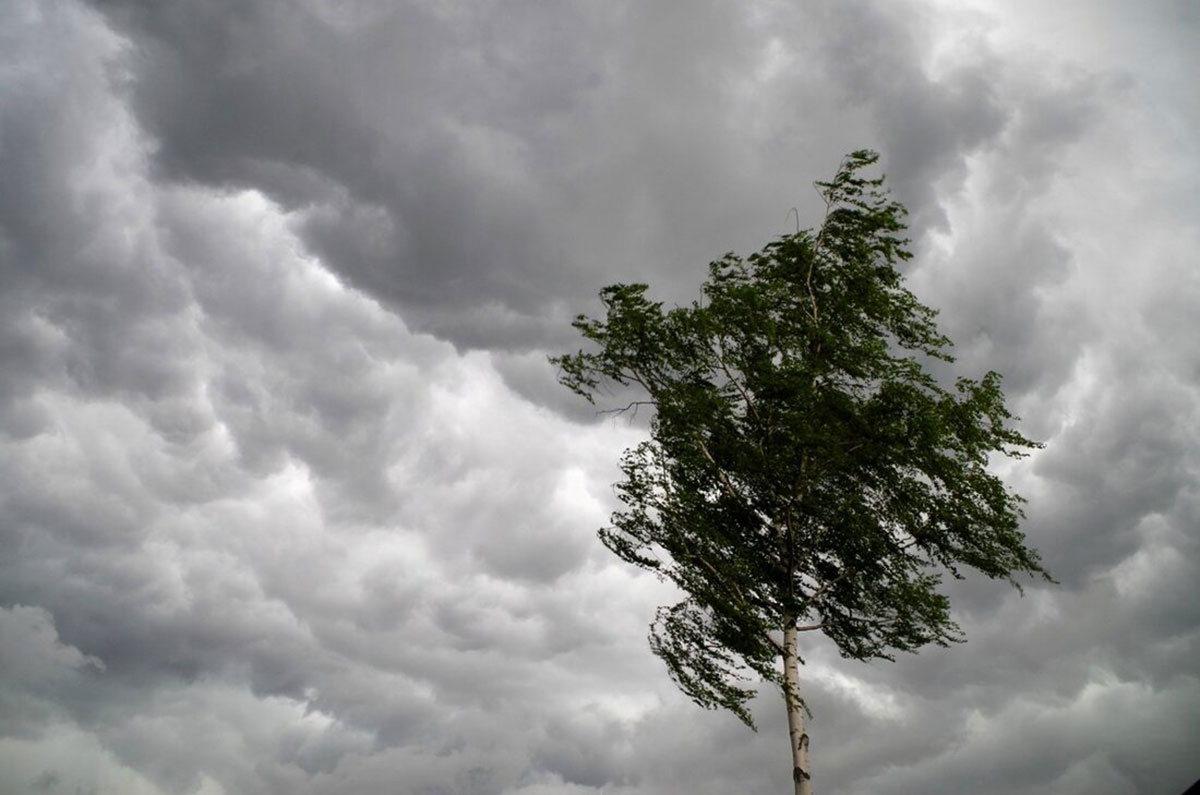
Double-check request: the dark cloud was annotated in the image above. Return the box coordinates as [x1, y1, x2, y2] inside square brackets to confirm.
[89, 0, 608, 349]
[85, 0, 1037, 353]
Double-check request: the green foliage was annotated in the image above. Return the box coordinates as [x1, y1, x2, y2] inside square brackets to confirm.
[552, 150, 1048, 729]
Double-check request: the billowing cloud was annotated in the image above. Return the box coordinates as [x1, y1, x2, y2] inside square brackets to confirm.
[1, 0, 1197, 794]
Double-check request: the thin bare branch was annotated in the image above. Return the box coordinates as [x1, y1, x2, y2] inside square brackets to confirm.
[597, 400, 655, 417]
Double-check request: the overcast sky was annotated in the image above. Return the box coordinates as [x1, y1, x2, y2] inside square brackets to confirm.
[2, 1, 1198, 793]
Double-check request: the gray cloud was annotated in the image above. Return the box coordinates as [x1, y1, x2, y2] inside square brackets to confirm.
[87, 0, 1036, 352]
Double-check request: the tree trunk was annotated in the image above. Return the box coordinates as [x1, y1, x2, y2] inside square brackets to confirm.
[783, 624, 812, 795]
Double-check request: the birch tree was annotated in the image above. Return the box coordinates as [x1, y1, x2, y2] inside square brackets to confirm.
[552, 151, 1049, 795]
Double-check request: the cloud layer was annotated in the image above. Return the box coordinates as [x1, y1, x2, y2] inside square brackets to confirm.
[1, 1, 1197, 793]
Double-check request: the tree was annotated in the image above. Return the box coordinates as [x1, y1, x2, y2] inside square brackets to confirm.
[551, 151, 1050, 795]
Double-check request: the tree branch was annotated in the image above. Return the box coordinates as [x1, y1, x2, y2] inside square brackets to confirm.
[598, 400, 655, 417]
[713, 336, 759, 422]
[799, 566, 852, 609]
[693, 433, 750, 506]
[804, 172, 839, 325]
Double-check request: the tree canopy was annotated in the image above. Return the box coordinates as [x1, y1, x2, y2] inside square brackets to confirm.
[552, 150, 1049, 791]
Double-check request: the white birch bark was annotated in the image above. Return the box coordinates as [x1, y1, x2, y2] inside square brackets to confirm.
[783, 624, 812, 795]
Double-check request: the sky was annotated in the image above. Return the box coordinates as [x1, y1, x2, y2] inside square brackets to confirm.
[1, 1, 1198, 793]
